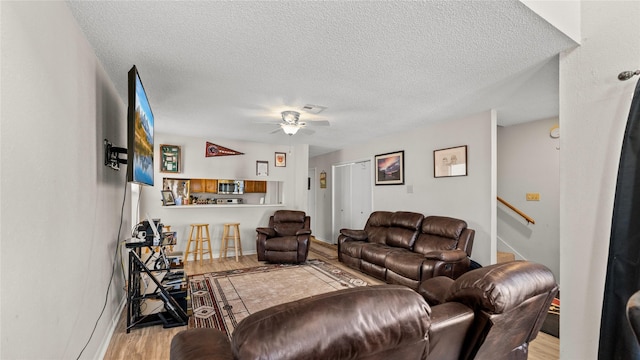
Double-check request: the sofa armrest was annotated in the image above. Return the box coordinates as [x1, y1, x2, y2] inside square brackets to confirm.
[418, 276, 455, 305]
[296, 229, 312, 236]
[256, 227, 276, 237]
[340, 228, 367, 240]
[170, 328, 234, 360]
[428, 302, 475, 360]
[423, 249, 468, 262]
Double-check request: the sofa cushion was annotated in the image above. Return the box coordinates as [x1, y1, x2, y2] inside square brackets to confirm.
[272, 211, 306, 236]
[361, 243, 398, 266]
[264, 236, 298, 251]
[385, 250, 426, 281]
[340, 240, 367, 259]
[414, 216, 467, 255]
[364, 211, 393, 244]
[383, 211, 424, 249]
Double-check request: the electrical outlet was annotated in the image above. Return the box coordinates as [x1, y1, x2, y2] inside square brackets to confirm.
[526, 193, 540, 201]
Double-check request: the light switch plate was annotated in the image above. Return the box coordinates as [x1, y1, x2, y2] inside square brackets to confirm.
[526, 193, 540, 201]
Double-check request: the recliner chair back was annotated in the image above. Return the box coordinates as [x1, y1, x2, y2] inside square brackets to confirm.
[446, 261, 558, 360]
[271, 210, 310, 236]
[363, 211, 423, 247]
[414, 216, 474, 256]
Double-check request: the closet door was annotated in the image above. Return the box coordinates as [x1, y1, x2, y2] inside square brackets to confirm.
[351, 161, 372, 229]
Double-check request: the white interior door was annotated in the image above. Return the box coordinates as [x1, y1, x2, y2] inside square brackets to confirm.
[332, 160, 372, 243]
[351, 160, 372, 229]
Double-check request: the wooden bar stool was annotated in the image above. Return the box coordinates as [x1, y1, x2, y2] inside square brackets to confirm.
[185, 224, 213, 265]
[220, 223, 243, 262]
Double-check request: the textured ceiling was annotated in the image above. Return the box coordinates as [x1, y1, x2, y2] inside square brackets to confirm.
[67, 1, 576, 157]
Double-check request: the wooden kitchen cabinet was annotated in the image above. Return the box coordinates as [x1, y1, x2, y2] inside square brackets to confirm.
[190, 179, 205, 193]
[205, 179, 218, 193]
[245, 180, 267, 193]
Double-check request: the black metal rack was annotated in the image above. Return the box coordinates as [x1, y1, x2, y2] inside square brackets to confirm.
[125, 239, 188, 333]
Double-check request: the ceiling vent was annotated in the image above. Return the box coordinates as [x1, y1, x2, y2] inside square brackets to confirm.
[301, 104, 327, 115]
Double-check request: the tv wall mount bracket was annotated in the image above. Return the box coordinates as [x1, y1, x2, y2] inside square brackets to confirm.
[104, 139, 128, 170]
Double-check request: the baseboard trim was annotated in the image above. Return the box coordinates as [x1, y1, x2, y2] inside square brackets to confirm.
[95, 294, 127, 360]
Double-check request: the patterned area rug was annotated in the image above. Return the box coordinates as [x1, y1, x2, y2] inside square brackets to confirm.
[188, 259, 370, 338]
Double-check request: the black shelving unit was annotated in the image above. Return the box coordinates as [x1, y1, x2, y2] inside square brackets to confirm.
[125, 239, 188, 333]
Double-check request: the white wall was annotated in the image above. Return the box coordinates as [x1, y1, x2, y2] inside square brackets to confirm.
[310, 111, 496, 266]
[1, 2, 128, 359]
[521, 0, 581, 44]
[559, 1, 640, 358]
[497, 117, 560, 281]
[139, 133, 308, 257]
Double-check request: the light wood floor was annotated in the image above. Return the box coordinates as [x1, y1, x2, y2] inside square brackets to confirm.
[104, 250, 559, 360]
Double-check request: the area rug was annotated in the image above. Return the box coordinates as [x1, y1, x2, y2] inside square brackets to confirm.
[309, 238, 339, 260]
[188, 259, 371, 338]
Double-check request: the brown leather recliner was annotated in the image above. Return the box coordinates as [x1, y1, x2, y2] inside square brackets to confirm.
[419, 260, 558, 360]
[170, 285, 475, 360]
[256, 210, 311, 263]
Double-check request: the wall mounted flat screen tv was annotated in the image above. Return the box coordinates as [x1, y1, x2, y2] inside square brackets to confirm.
[127, 65, 154, 186]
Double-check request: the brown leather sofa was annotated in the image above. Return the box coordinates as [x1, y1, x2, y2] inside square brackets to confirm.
[170, 261, 557, 360]
[256, 210, 311, 263]
[338, 211, 475, 290]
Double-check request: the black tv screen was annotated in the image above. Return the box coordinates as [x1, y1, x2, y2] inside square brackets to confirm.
[127, 66, 154, 186]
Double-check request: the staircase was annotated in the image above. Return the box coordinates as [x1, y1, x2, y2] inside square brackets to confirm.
[497, 251, 516, 263]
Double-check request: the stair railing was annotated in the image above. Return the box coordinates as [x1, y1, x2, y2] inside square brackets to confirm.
[497, 196, 535, 224]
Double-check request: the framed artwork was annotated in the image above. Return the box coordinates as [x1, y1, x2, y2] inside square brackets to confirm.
[320, 171, 327, 189]
[256, 160, 269, 176]
[161, 190, 176, 206]
[434, 145, 467, 178]
[275, 152, 286, 167]
[375, 150, 404, 185]
[160, 144, 181, 173]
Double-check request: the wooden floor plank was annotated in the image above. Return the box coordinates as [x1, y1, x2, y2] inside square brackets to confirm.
[105, 251, 558, 359]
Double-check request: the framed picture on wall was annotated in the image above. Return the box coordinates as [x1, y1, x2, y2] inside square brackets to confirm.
[256, 160, 269, 176]
[160, 144, 181, 173]
[375, 150, 404, 185]
[275, 152, 286, 167]
[434, 145, 467, 178]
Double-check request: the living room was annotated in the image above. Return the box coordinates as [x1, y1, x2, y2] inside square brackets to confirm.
[2, 1, 639, 359]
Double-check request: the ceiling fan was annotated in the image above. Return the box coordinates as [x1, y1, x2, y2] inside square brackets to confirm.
[270, 110, 330, 136]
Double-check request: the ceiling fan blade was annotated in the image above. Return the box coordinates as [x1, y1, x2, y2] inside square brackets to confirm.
[269, 128, 282, 134]
[299, 128, 315, 135]
[305, 120, 330, 127]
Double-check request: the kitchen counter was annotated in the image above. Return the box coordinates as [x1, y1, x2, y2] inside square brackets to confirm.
[163, 204, 285, 209]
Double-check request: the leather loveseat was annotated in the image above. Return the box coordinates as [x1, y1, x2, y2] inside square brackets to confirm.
[170, 261, 557, 360]
[338, 211, 475, 290]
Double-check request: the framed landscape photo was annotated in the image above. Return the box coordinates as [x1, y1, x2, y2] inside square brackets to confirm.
[375, 150, 404, 185]
[434, 145, 467, 178]
[275, 152, 286, 167]
[161, 190, 176, 206]
[160, 144, 181, 173]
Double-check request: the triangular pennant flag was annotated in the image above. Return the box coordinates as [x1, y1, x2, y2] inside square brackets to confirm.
[205, 142, 244, 157]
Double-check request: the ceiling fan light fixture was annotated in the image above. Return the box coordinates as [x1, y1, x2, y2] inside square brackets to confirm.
[281, 110, 300, 123]
[281, 123, 300, 135]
